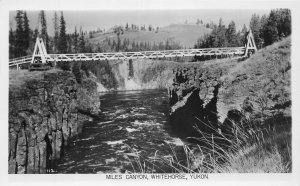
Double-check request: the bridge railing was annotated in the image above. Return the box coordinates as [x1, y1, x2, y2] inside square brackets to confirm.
[9, 29, 258, 69]
[44, 47, 245, 61]
[9, 56, 32, 67]
[8, 47, 246, 66]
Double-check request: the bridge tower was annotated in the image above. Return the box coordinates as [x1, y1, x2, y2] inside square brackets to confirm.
[244, 29, 257, 57]
[31, 37, 49, 64]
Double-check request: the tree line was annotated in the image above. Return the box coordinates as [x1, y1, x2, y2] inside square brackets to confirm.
[194, 19, 248, 49]
[9, 11, 90, 59]
[194, 9, 291, 49]
[94, 37, 182, 53]
[249, 9, 291, 48]
[9, 11, 179, 59]
[9, 9, 291, 59]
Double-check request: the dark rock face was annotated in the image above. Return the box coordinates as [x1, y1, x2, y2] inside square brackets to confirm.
[169, 66, 222, 137]
[9, 71, 100, 174]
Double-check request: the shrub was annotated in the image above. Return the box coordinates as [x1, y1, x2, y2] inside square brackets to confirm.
[72, 62, 82, 84]
[81, 61, 90, 77]
[57, 61, 71, 71]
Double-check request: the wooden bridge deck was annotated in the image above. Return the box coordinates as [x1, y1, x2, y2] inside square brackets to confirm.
[9, 30, 257, 69]
[9, 47, 245, 67]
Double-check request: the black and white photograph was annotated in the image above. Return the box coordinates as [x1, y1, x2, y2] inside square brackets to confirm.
[1, 0, 300, 185]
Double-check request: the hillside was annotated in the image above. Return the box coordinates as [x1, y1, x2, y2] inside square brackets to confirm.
[218, 36, 291, 122]
[89, 24, 211, 48]
[167, 37, 291, 172]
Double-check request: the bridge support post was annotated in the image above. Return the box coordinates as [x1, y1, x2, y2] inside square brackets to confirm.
[244, 29, 257, 57]
[31, 37, 49, 64]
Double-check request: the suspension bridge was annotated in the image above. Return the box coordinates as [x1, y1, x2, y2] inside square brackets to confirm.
[9, 30, 257, 70]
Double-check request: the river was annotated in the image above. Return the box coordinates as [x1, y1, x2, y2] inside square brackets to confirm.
[56, 89, 189, 173]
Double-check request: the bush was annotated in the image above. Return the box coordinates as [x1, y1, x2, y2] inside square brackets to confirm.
[81, 61, 90, 77]
[57, 61, 71, 71]
[72, 62, 82, 84]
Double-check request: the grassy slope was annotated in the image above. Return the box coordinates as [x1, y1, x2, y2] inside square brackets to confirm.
[9, 69, 61, 91]
[216, 37, 291, 173]
[89, 24, 211, 48]
[218, 37, 291, 121]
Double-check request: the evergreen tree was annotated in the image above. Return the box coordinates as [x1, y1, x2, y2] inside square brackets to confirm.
[15, 10, 24, 57]
[79, 31, 86, 53]
[250, 14, 263, 48]
[32, 29, 39, 41]
[215, 18, 227, 47]
[96, 42, 102, 52]
[73, 27, 79, 53]
[116, 32, 121, 52]
[66, 34, 73, 53]
[226, 21, 237, 47]
[39, 10, 49, 51]
[23, 11, 31, 51]
[112, 39, 116, 51]
[277, 9, 291, 37]
[9, 28, 15, 59]
[259, 14, 268, 47]
[235, 30, 243, 46]
[165, 39, 170, 50]
[53, 11, 59, 53]
[58, 12, 67, 53]
[261, 11, 279, 46]
[122, 38, 128, 51]
[132, 41, 136, 51]
[259, 9, 291, 47]
[239, 24, 248, 46]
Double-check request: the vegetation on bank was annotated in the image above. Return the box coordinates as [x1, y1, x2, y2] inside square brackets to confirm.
[124, 37, 291, 173]
[56, 60, 119, 89]
[195, 9, 291, 49]
[126, 116, 290, 173]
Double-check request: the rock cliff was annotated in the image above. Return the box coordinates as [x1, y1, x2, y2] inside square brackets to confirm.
[168, 37, 291, 138]
[169, 64, 224, 136]
[81, 59, 177, 92]
[9, 69, 100, 174]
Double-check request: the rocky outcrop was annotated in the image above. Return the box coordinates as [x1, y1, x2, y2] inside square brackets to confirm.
[9, 70, 100, 174]
[169, 66, 223, 136]
[81, 59, 176, 91]
[168, 37, 291, 139]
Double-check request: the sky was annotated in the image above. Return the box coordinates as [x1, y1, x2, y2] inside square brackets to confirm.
[9, 9, 271, 35]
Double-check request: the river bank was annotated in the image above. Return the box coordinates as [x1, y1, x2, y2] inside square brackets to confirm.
[9, 69, 100, 173]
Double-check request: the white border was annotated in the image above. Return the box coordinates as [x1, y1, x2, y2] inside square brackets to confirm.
[1, 0, 300, 186]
